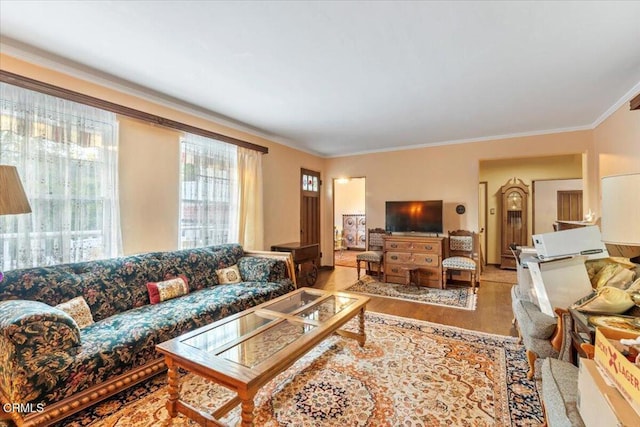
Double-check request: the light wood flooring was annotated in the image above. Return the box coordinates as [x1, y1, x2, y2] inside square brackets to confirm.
[312, 266, 518, 337]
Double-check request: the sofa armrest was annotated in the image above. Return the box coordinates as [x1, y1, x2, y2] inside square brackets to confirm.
[0, 300, 81, 353]
[237, 256, 287, 282]
[243, 250, 297, 287]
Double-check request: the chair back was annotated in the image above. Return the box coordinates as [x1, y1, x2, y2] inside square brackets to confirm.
[447, 230, 476, 259]
[367, 228, 387, 251]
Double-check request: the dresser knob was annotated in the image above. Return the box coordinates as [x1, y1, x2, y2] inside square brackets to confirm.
[424, 245, 432, 250]
[425, 258, 432, 263]
[391, 268, 399, 273]
[391, 244, 398, 248]
[391, 255, 398, 260]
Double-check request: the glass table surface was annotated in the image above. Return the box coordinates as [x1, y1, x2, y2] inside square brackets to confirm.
[180, 291, 360, 368]
[296, 295, 357, 322]
[260, 290, 323, 314]
[217, 320, 317, 368]
[182, 311, 275, 352]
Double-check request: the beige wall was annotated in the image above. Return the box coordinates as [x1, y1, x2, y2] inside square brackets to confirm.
[1, 54, 325, 255]
[3, 53, 638, 267]
[479, 155, 582, 264]
[118, 117, 181, 254]
[593, 102, 640, 207]
[260, 142, 325, 251]
[323, 133, 593, 265]
[533, 178, 583, 235]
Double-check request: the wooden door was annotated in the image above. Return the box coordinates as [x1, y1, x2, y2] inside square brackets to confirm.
[300, 168, 321, 246]
[557, 190, 583, 221]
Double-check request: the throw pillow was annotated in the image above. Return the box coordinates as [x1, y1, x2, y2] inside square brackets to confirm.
[56, 296, 95, 329]
[147, 275, 189, 304]
[216, 264, 242, 284]
[574, 286, 635, 314]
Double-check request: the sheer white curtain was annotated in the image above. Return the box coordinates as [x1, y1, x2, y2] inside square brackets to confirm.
[0, 83, 121, 270]
[179, 134, 238, 248]
[237, 147, 264, 250]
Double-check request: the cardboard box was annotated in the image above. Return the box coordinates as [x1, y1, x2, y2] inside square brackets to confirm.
[526, 256, 593, 317]
[578, 358, 640, 427]
[594, 327, 640, 417]
[532, 225, 608, 260]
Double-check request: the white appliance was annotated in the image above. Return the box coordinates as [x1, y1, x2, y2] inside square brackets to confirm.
[532, 225, 608, 260]
[526, 256, 593, 317]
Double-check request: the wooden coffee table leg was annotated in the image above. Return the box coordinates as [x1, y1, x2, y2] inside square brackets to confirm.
[358, 307, 366, 347]
[166, 358, 179, 418]
[240, 395, 255, 427]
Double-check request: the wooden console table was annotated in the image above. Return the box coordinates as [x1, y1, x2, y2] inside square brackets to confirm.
[383, 235, 444, 288]
[270, 242, 319, 286]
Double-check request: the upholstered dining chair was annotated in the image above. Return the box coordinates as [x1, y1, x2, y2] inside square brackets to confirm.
[356, 228, 387, 280]
[442, 230, 478, 293]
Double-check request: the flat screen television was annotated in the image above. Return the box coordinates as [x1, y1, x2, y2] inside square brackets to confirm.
[385, 200, 443, 234]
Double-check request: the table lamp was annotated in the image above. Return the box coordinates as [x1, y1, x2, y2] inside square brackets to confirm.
[0, 165, 32, 281]
[601, 173, 640, 262]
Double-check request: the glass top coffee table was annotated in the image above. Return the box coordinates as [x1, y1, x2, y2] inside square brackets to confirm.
[156, 287, 370, 426]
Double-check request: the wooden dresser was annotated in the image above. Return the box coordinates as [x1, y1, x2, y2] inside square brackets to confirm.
[383, 235, 444, 288]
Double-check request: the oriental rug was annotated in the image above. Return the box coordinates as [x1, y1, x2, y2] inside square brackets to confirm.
[57, 313, 542, 427]
[346, 275, 477, 310]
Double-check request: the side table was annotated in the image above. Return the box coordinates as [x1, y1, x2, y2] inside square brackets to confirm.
[569, 306, 640, 364]
[270, 242, 320, 286]
[568, 308, 595, 363]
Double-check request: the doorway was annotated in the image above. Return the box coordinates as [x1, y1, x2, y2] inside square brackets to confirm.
[532, 178, 583, 235]
[333, 177, 366, 267]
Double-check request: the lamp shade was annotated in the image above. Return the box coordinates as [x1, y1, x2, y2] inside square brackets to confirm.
[0, 165, 32, 215]
[601, 173, 640, 246]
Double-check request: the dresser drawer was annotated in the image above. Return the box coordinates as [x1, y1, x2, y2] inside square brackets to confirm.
[384, 239, 442, 254]
[385, 264, 406, 276]
[412, 254, 440, 267]
[385, 252, 412, 264]
[385, 240, 414, 251]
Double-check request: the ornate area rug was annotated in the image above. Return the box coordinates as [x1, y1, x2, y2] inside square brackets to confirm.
[58, 313, 542, 427]
[346, 275, 477, 310]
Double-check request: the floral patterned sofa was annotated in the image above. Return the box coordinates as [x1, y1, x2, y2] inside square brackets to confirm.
[0, 244, 296, 427]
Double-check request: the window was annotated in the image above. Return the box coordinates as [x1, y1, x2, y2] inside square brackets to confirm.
[180, 133, 238, 248]
[0, 82, 120, 270]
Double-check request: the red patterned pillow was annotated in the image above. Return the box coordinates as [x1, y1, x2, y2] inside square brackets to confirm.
[146, 275, 189, 304]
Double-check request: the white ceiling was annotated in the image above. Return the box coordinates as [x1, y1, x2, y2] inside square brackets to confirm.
[1, 1, 639, 157]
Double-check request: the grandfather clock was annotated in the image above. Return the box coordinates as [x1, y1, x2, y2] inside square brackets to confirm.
[500, 178, 529, 269]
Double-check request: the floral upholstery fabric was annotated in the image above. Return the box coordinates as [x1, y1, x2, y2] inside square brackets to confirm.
[356, 251, 384, 262]
[0, 244, 245, 322]
[0, 300, 82, 403]
[0, 244, 294, 408]
[442, 256, 476, 270]
[238, 257, 288, 283]
[449, 235, 474, 251]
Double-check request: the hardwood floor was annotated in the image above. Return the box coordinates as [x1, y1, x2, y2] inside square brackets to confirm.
[312, 266, 518, 337]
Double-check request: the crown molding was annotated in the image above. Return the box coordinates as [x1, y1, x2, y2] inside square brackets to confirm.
[591, 80, 640, 128]
[0, 37, 310, 153]
[1, 37, 636, 160]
